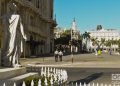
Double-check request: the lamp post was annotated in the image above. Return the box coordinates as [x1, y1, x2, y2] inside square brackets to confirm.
[71, 18, 78, 63]
[71, 28, 73, 63]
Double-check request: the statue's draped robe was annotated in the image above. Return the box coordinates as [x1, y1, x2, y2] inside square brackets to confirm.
[1, 14, 26, 67]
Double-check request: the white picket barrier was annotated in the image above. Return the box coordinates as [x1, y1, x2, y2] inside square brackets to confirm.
[69, 82, 120, 86]
[31, 80, 34, 86]
[40, 66, 68, 85]
[13, 82, 16, 86]
[3, 66, 120, 86]
[38, 79, 41, 86]
[3, 83, 6, 86]
[2, 81, 120, 86]
[22, 81, 26, 86]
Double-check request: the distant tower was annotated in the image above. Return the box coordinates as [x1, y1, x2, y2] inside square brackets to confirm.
[71, 18, 79, 53]
[71, 18, 79, 40]
[72, 18, 77, 30]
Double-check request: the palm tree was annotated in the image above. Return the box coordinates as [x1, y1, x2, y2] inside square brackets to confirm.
[82, 32, 90, 44]
[91, 37, 98, 46]
[117, 39, 120, 53]
[100, 38, 105, 49]
[105, 40, 112, 48]
[82, 32, 90, 51]
[91, 38, 105, 49]
[82, 32, 90, 39]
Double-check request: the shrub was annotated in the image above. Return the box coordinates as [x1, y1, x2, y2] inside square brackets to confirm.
[24, 76, 40, 86]
[23, 76, 51, 86]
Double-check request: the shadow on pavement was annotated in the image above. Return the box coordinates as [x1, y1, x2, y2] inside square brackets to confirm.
[69, 72, 103, 85]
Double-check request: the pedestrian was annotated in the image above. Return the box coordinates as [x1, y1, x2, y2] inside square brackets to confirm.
[54, 50, 58, 62]
[109, 49, 112, 55]
[95, 49, 98, 56]
[58, 50, 63, 61]
[98, 49, 101, 55]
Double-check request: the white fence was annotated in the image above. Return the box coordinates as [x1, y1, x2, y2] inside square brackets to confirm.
[2, 82, 120, 86]
[2, 66, 120, 86]
[2, 67, 68, 86]
[69, 82, 120, 86]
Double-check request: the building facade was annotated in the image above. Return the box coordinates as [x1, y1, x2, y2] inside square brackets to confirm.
[54, 27, 66, 39]
[54, 19, 80, 40]
[88, 27, 120, 51]
[0, 0, 56, 57]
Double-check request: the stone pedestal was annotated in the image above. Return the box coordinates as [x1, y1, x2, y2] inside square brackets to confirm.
[0, 67, 26, 80]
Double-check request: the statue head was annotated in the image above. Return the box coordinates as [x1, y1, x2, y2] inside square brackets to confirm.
[7, 0, 18, 14]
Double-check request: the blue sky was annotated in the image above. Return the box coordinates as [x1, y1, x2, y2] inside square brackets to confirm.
[54, 0, 120, 33]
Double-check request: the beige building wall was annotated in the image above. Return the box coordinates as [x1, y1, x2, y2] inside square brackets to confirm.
[0, 0, 56, 59]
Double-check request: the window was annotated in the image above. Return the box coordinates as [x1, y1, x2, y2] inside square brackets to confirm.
[36, 0, 39, 8]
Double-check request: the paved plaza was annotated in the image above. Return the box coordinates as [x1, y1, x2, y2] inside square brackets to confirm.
[20, 53, 120, 68]
[20, 53, 120, 84]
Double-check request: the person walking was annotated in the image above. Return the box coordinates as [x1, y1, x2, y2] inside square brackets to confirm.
[54, 50, 58, 62]
[95, 49, 98, 56]
[58, 50, 63, 62]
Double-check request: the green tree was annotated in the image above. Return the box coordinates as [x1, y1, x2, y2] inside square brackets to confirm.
[91, 38, 105, 50]
[91, 37, 98, 46]
[82, 32, 90, 43]
[117, 39, 120, 53]
[100, 38, 105, 49]
[61, 30, 71, 37]
[82, 32, 90, 51]
[82, 32, 90, 39]
[105, 40, 112, 48]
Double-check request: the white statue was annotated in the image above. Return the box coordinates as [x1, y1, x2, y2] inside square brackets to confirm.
[0, 1, 27, 67]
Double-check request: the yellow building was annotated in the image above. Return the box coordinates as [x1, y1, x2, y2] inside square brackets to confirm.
[0, 0, 56, 57]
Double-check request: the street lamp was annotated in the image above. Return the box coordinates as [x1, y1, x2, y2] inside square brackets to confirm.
[71, 28, 74, 63]
[71, 18, 77, 63]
